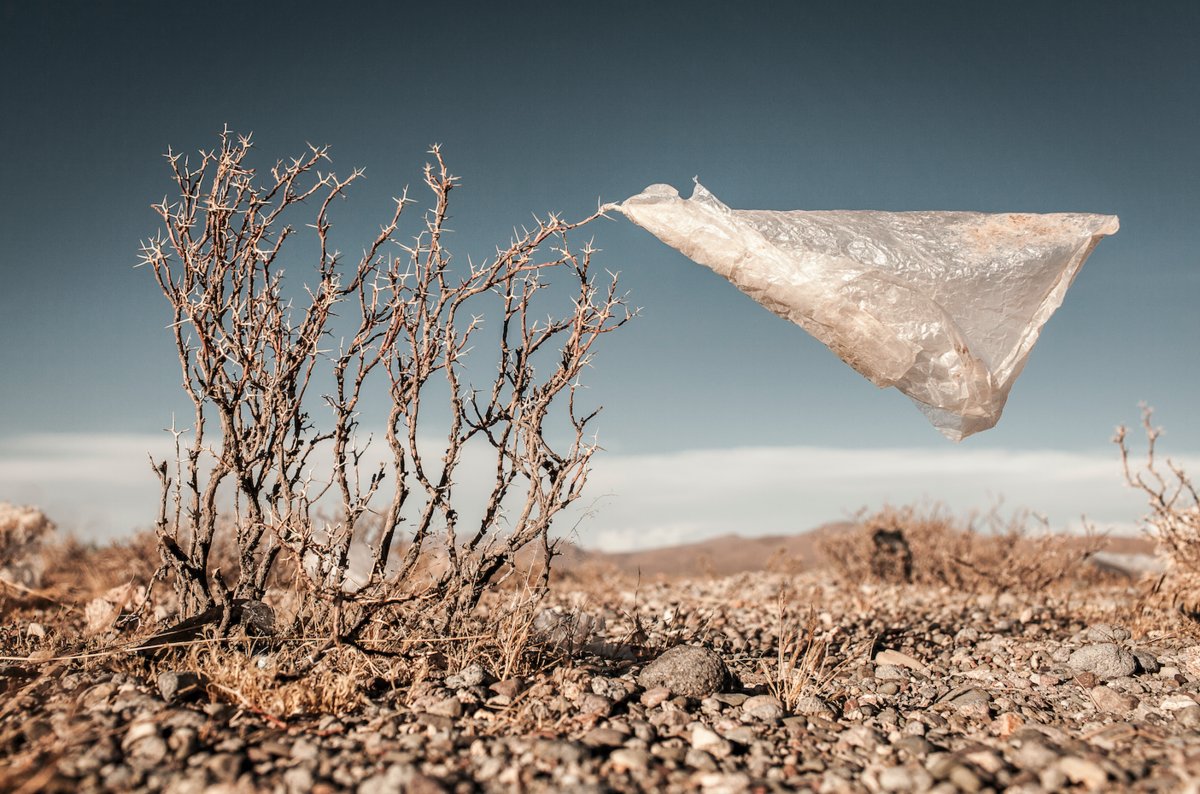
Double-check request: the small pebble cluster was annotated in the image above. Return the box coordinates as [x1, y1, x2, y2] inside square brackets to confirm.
[5, 572, 1200, 792]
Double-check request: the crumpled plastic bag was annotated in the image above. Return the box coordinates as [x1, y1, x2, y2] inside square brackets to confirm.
[616, 182, 1119, 440]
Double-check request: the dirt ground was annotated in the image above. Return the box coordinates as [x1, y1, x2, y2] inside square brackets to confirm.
[3, 530, 1200, 794]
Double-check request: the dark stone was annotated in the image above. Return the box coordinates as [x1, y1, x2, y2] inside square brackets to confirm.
[870, 528, 913, 583]
[157, 671, 207, 704]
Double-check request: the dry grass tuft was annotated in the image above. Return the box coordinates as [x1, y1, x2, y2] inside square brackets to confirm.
[760, 587, 833, 712]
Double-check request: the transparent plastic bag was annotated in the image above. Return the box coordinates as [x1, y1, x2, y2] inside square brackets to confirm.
[617, 182, 1118, 440]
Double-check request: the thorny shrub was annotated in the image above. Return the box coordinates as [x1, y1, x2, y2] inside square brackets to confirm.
[1117, 406, 1200, 621]
[137, 129, 631, 649]
[818, 503, 1103, 594]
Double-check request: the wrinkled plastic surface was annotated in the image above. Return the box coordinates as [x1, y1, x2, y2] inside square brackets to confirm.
[618, 183, 1119, 440]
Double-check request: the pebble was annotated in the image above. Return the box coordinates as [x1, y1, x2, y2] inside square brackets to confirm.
[1090, 685, 1139, 713]
[1178, 646, 1200, 677]
[445, 663, 487, 689]
[691, 725, 732, 757]
[609, 747, 650, 772]
[1085, 624, 1131, 643]
[741, 695, 784, 721]
[426, 697, 463, 718]
[992, 712, 1024, 737]
[581, 728, 626, 748]
[1176, 706, 1200, 728]
[1160, 694, 1199, 710]
[1134, 650, 1161, 674]
[489, 678, 524, 699]
[641, 686, 671, 708]
[875, 648, 928, 671]
[157, 671, 205, 704]
[1058, 756, 1108, 789]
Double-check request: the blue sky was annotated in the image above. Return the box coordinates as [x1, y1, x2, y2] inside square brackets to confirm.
[1, 1, 1196, 547]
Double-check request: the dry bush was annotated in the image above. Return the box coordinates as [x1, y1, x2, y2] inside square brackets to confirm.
[137, 129, 630, 646]
[819, 503, 1101, 594]
[1116, 406, 1200, 620]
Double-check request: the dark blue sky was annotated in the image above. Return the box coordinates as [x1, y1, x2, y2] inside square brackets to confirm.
[1, 1, 1197, 541]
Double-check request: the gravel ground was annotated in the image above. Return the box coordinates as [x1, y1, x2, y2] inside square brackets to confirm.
[4, 571, 1200, 793]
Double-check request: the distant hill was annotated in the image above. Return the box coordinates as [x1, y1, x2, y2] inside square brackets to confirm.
[558, 524, 1155, 579]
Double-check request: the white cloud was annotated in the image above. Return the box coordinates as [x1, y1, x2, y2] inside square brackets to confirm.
[2, 432, 1196, 551]
[578, 445, 1200, 551]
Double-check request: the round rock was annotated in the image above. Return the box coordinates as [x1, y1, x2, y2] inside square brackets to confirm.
[1067, 643, 1136, 679]
[638, 645, 729, 698]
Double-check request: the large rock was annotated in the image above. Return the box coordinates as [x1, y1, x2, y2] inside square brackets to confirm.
[1068, 643, 1136, 679]
[638, 645, 728, 698]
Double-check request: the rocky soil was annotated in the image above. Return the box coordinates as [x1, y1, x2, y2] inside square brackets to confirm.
[4, 571, 1200, 793]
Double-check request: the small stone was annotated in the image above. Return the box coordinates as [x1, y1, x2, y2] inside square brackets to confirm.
[1010, 739, 1060, 771]
[27, 622, 45, 639]
[1058, 756, 1107, 789]
[358, 764, 412, 794]
[1160, 694, 1199, 711]
[1085, 624, 1131, 643]
[694, 771, 752, 793]
[949, 688, 991, 707]
[992, 712, 1024, 737]
[638, 645, 729, 698]
[102, 765, 135, 790]
[578, 693, 613, 717]
[685, 748, 719, 771]
[879, 765, 930, 791]
[741, 694, 784, 721]
[875, 649, 928, 672]
[283, 766, 314, 794]
[122, 721, 167, 769]
[157, 671, 206, 704]
[948, 688, 992, 718]
[609, 747, 650, 772]
[1068, 644, 1137, 679]
[1133, 650, 1160, 674]
[407, 774, 447, 794]
[445, 662, 487, 689]
[893, 735, 934, 756]
[581, 728, 626, 748]
[1090, 685, 1139, 713]
[691, 724, 732, 757]
[713, 692, 749, 707]
[874, 664, 905, 680]
[794, 695, 836, 718]
[1176, 705, 1200, 728]
[204, 752, 244, 783]
[533, 739, 585, 764]
[641, 686, 671, 708]
[427, 696, 463, 718]
[1178, 646, 1200, 677]
[592, 676, 635, 702]
[489, 678, 523, 699]
[963, 749, 1004, 775]
[722, 725, 756, 746]
[291, 739, 320, 763]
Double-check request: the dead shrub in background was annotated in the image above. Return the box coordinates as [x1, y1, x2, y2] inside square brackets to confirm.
[138, 128, 630, 644]
[819, 503, 1101, 594]
[1116, 406, 1200, 620]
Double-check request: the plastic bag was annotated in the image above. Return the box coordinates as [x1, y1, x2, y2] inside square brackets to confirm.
[617, 182, 1118, 440]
